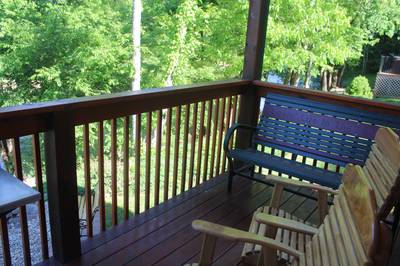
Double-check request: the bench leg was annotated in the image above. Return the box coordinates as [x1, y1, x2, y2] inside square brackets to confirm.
[227, 160, 234, 193]
[250, 165, 255, 178]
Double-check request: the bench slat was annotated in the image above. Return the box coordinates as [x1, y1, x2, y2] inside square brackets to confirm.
[258, 117, 372, 148]
[267, 93, 400, 128]
[262, 104, 379, 140]
[256, 126, 368, 161]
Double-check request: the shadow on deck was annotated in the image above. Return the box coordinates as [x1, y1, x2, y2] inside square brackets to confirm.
[39, 174, 320, 266]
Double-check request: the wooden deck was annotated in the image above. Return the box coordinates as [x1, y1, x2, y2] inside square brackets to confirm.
[38, 174, 319, 266]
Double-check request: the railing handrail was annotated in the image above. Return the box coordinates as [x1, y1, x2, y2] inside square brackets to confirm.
[253, 80, 400, 115]
[0, 79, 250, 139]
[0, 79, 249, 118]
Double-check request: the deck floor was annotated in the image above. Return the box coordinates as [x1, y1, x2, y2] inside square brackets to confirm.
[40, 173, 320, 266]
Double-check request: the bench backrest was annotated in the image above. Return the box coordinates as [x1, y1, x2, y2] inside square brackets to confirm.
[310, 164, 379, 265]
[363, 127, 400, 220]
[255, 93, 400, 167]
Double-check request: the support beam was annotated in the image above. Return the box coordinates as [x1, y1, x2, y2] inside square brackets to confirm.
[45, 111, 81, 263]
[243, 0, 270, 80]
[236, 0, 270, 150]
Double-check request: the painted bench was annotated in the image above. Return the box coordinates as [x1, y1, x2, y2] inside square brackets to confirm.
[224, 93, 400, 189]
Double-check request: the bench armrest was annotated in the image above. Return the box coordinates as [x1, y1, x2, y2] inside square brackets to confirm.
[223, 123, 257, 156]
[255, 213, 319, 235]
[192, 220, 303, 259]
[263, 175, 338, 195]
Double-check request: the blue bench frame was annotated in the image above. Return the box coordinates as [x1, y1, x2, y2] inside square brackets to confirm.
[224, 93, 400, 191]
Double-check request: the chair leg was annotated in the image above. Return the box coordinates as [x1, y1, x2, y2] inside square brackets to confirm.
[227, 160, 234, 193]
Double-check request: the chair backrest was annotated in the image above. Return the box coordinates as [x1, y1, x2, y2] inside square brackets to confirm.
[363, 127, 400, 220]
[254, 93, 400, 167]
[311, 165, 379, 265]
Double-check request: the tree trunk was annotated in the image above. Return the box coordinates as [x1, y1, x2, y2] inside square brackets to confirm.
[284, 70, 292, 85]
[132, 0, 142, 138]
[304, 60, 313, 88]
[321, 70, 328, 92]
[290, 71, 300, 86]
[362, 46, 369, 74]
[337, 64, 346, 87]
[0, 140, 9, 171]
[132, 0, 142, 91]
[331, 69, 338, 89]
[165, 20, 188, 86]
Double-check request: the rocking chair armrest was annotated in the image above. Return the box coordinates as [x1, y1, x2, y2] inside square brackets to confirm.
[223, 123, 257, 156]
[255, 213, 319, 235]
[192, 219, 304, 259]
[263, 175, 338, 195]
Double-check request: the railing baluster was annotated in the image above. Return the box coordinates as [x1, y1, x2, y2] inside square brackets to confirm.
[222, 97, 232, 172]
[134, 114, 141, 214]
[111, 119, 118, 226]
[230, 96, 239, 149]
[32, 134, 49, 260]
[123, 117, 130, 220]
[181, 105, 190, 193]
[145, 112, 152, 210]
[210, 99, 220, 178]
[189, 103, 198, 189]
[196, 102, 206, 186]
[172, 106, 181, 197]
[154, 110, 162, 206]
[202, 100, 213, 182]
[83, 124, 93, 237]
[13, 138, 31, 266]
[97, 121, 106, 231]
[164, 108, 172, 201]
[216, 98, 226, 175]
[0, 215, 11, 266]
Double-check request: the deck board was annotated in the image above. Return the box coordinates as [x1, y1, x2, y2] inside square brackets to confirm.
[38, 173, 319, 266]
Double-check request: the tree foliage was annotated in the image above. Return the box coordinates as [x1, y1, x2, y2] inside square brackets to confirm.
[0, 0, 133, 106]
[264, 0, 365, 79]
[1, 0, 400, 107]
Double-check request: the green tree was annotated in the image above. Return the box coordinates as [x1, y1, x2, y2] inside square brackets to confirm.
[263, 0, 365, 88]
[346, 75, 373, 98]
[0, 0, 133, 107]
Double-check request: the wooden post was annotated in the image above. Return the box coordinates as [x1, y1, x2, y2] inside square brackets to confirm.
[236, 0, 270, 149]
[45, 111, 81, 263]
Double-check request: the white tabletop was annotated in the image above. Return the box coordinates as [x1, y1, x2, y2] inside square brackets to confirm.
[0, 168, 41, 215]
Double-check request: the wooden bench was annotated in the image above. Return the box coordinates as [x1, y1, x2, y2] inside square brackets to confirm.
[189, 165, 392, 266]
[224, 93, 400, 190]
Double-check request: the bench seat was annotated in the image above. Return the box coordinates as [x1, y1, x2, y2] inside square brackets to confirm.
[230, 148, 341, 188]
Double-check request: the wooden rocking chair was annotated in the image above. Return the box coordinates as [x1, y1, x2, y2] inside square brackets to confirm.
[238, 127, 400, 264]
[189, 164, 392, 266]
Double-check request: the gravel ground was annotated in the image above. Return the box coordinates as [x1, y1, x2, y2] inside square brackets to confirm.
[0, 203, 52, 265]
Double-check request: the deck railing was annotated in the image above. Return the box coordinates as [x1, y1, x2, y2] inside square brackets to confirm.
[1, 79, 400, 265]
[0, 79, 248, 265]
